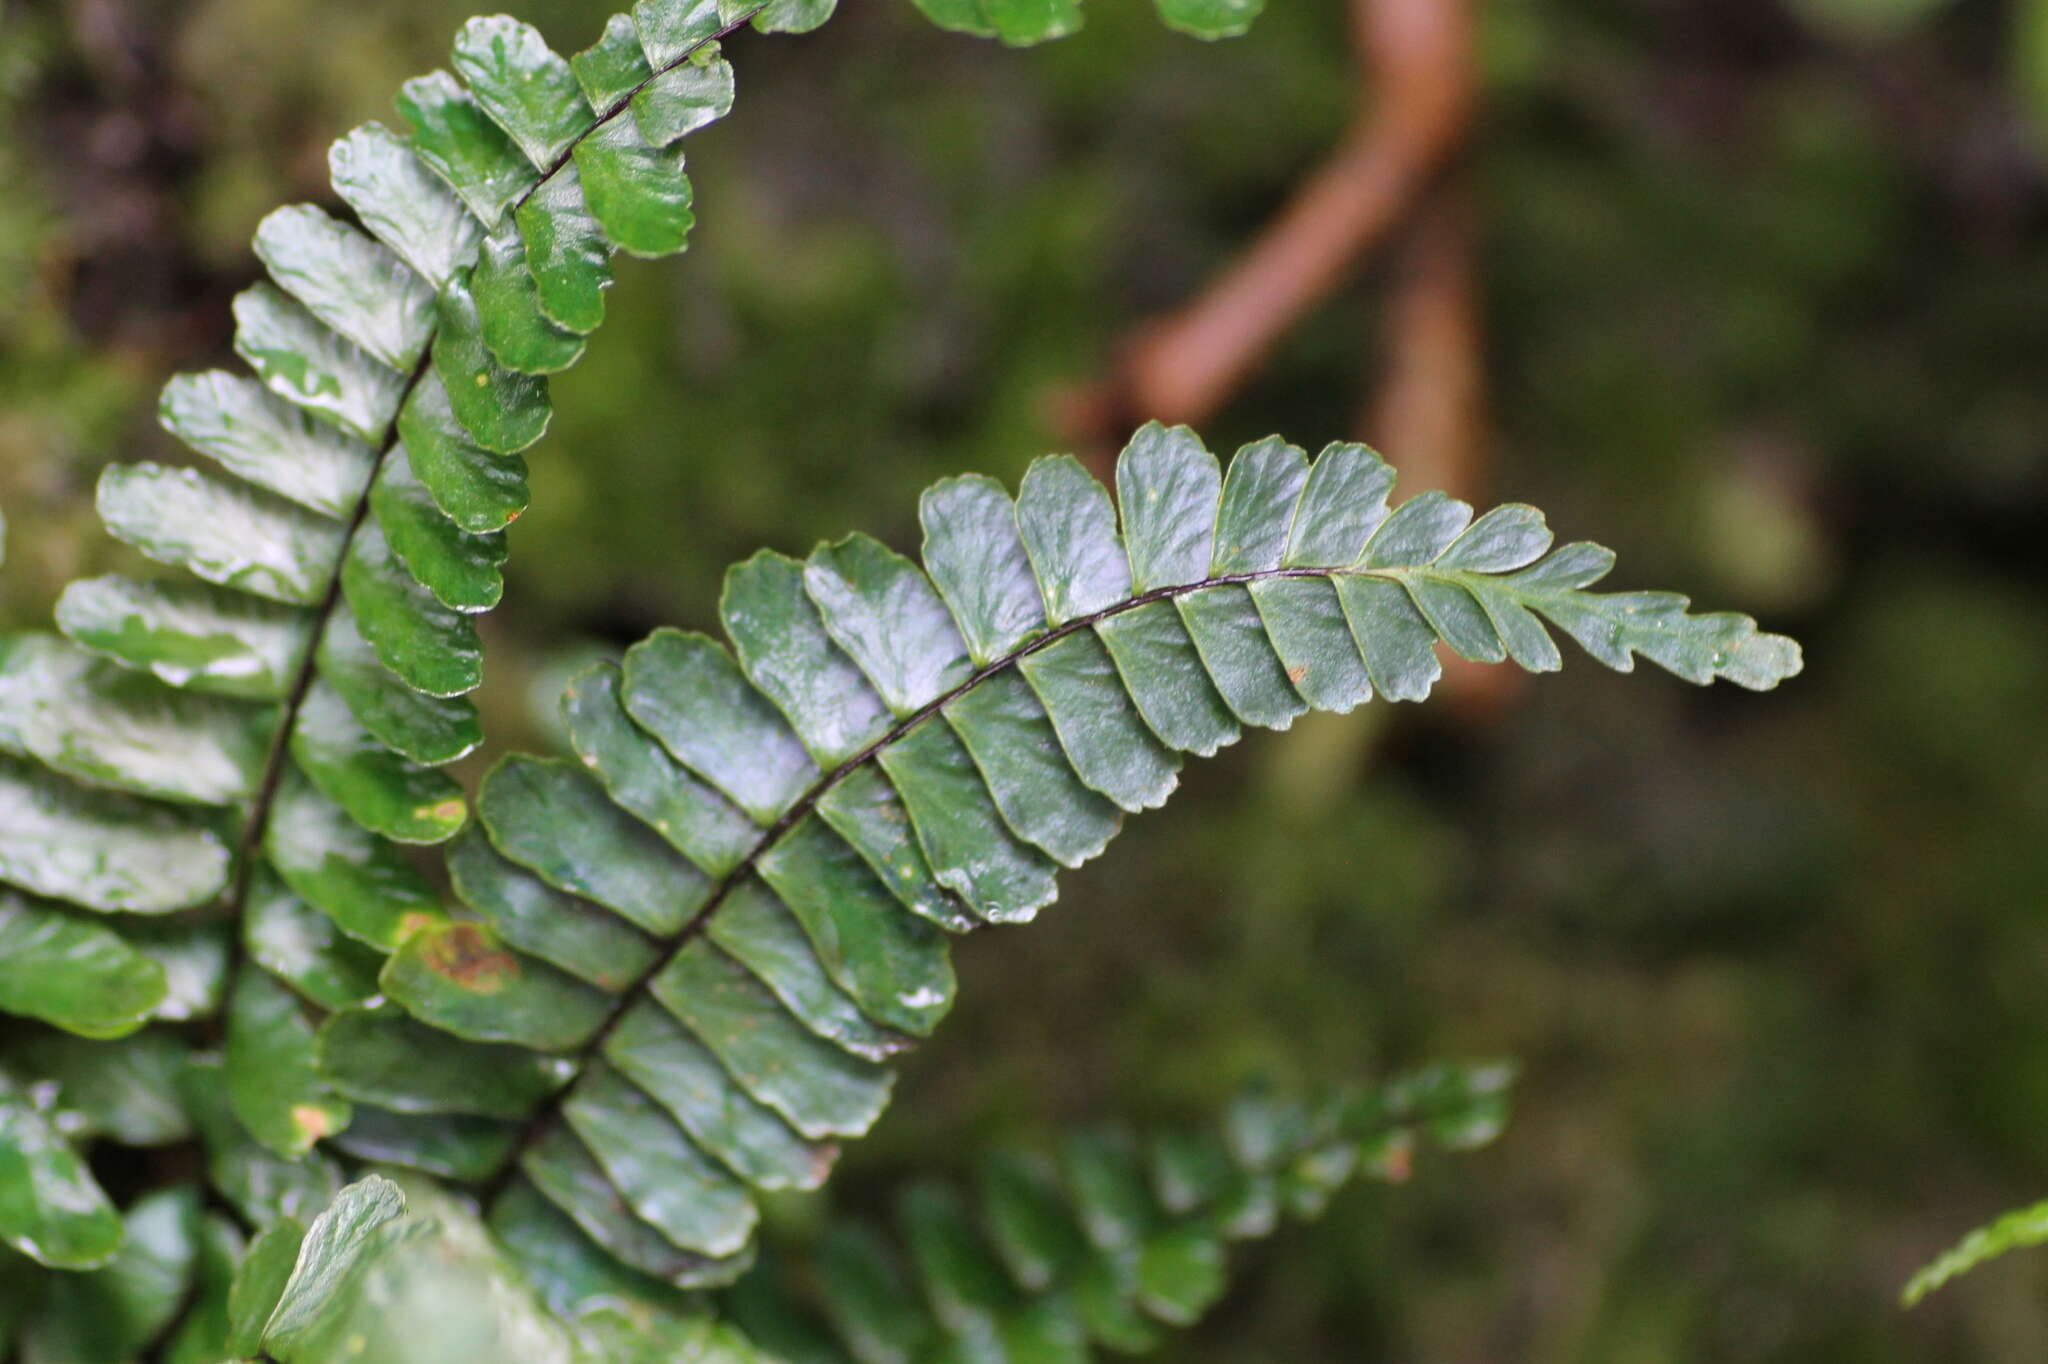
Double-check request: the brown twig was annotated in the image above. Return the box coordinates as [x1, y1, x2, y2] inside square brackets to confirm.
[1063, 0, 1475, 461]
[1366, 178, 1483, 501]
[1363, 173, 1517, 716]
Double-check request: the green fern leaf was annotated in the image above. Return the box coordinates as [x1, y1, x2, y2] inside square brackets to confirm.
[0, 757, 229, 914]
[0, 635, 269, 806]
[907, 0, 1259, 48]
[910, 0, 1084, 47]
[251, 205, 437, 373]
[97, 462, 343, 605]
[318, 1003, 575, 1121]
[232, 1170, 623, 1364]
[225, 969, 351, 1159]
[314, 607, 482, 765]
[306, 423, 1797, 1306]
[0, 907, 166, 1043]
[470, 228, 589, 374]
[241, 868, 384, 1012]
[215, 1070, 1497, 1363]
[9, 0, 757, 859]
[2, 1187, 216, 1357]
[178, 1053, 342, 1231]
[1903, 1199, 2048, 1305]
[0, 1040, 194, 1241]
[366, 450, 508, 612]
[223, 1217, 307, 1358]
[0, 0, 1771, 1344]
[394, 372, 532, 531]
[156, 370, 375, 518]
[53, 576, 310, 700]
[0, 1071, 125, 1268]
[0, 5, 776, 1272]
[1153, 0, 1265, 39]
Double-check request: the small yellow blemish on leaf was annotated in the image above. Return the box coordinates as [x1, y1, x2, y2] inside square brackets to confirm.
[474, 372, 490, 387]
[420, 799, 466, 825]
[1286, 665, 1308, 684]
[291, 1104, 336, 1141]
[395, 911, 442, 943]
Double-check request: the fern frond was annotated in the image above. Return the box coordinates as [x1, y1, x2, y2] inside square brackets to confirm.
[1902, 1199, 2048, 1306]
[198, 1067, 1503, 1363]
[297, 423, 1797, 1306]
[910, 0, 1262, 45]
[0, 0, 766, 1266]
[0, 4, 1789, 1353]
[723, 1066, 1512, 1363]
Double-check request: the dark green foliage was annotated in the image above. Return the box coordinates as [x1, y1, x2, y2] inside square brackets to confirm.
[0, 0, 754, 1285]
[212, 1070, 1506, 1362]
[907, 0, 1266, 46]
[0, 0, 1818, 1357]
[287, 421, 1787, 1323]
[724, 1067, 1511, 1362]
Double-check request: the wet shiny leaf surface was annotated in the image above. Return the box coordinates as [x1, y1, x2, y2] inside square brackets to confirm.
[158, 370, 373, 519]
[232, 283, 407, 442]
[0, 893, 164, 1039]
[253, 203, 435, 372]
[328, 121, 482, 290]
[55, 575, 308, 701]
[97, 462, 342, 607]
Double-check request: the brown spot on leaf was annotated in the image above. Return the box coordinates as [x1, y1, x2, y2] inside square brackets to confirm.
[422, 922, 519, 994]
[1286, 665, 1309, 684]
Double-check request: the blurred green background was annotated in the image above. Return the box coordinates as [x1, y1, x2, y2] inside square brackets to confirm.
[4, 0, 2047, 1356]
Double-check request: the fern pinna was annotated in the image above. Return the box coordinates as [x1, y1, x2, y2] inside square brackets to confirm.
[0, 0, 1800, 1359]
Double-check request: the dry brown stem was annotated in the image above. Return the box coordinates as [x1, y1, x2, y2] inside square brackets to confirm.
[1064, 0, 1476, 461]
[1365, 175, 1519, 716]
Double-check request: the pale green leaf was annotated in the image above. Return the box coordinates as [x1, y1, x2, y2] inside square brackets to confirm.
[396, 69, 538, 231]
[0, 894, 165, 1039]
[97, 462, 342, 606]
[452, 15, 595, 170]
[0, 1073, 122, 1269]
[233, 282, 407, 441]
[55, 575, 309, 700]
[328, 122, 483, 291]
[253, 203, 435, 371]
[0, 634, 268, 806]
[158, 369, 374, 519]
[0, 756, 228, 914]
[1905, 1202, 2048, 1306]
[1152, 0, 1263, 40]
